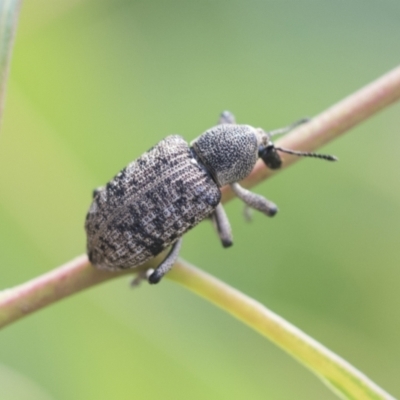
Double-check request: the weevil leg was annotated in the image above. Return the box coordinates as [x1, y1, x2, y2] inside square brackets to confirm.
[268, 118, 310, 137]
[231, 182, 278, 217]
[131, 270, 149, 288]
[92, 186, 103, 198]
[243, 205, 253, 222]
[210, 203, 233, 248]
[148, 237, 183, 284]
[218, 111, 236, 125]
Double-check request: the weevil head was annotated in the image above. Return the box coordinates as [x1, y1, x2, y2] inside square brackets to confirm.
[191, 118, 337, 187]
[191, 124, 264, 186]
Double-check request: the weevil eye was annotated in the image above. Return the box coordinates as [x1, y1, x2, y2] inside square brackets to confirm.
[258, 145, 282, 170]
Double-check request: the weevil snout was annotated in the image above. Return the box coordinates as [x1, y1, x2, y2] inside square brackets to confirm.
[258, 144, 282, 170]
[256, 118, 338, 170]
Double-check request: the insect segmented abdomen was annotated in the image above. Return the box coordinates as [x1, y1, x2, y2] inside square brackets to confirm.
[85, 135, 221, 271]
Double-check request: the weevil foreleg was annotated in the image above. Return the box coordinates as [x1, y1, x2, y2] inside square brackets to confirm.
[210, 203, 233, 248]
[231, 182, 278, 217]
[218, 111, 236, 125]
[267, 118, 310, 137]
[147, 237, 183, 284]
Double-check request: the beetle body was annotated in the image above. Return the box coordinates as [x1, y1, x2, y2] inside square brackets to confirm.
[85, 112, 336, 284]
[85, 135, 221, 271]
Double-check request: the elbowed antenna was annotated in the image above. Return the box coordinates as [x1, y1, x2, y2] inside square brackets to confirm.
[257, 117, 338, 169]
[274, 146, 338, 162]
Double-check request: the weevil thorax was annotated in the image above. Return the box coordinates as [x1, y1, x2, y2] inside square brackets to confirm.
[190, 124, 264, 187]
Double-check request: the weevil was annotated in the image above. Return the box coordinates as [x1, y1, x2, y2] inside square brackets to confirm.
[85, 111, 337, 284]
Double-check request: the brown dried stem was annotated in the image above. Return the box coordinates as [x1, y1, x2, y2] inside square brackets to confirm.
[222, 65, 400, 201]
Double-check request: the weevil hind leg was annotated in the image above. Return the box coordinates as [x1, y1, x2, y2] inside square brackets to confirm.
[147, 237, 183, 284]
[131, 270, 150, 288]
[92, 186, 103, 198]
[231, 182, 278, 217]
[243, 205, 253, 222]
[210, 203, 233, 248]
[218, 111, 236, 125]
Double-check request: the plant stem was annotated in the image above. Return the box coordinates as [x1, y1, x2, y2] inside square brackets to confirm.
[168, 259, 396, 400]
[222, 65, 400, 201]
[0, 254, 162, 329]
[0, 0, 22, 127]
[1, 65, 400, 329]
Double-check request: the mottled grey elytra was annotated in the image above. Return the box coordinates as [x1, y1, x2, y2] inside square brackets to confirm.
[85, 111, 337, 284]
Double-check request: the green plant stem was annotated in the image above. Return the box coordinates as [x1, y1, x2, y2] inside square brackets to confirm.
[168, 259, 396, 400]
[0, 0, 22, 126]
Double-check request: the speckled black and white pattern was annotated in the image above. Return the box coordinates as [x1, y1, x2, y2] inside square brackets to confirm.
[85, 135, 221, 271]
[191, 124, 259, 186]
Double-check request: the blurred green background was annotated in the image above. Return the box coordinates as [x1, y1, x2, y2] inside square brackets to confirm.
[1, 1, 400, 399]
